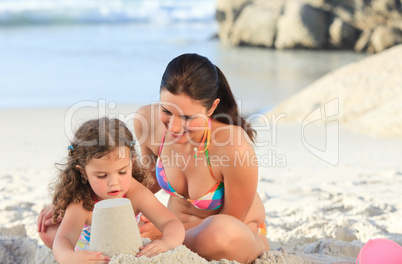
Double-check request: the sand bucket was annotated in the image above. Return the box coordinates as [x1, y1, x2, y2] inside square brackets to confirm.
[356, 238, 402, 264]
[89, 198, 143, 256]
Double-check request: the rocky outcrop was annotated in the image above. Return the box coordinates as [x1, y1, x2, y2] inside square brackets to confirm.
[216, 0, 402, 53]
[265, 44, 402, 138]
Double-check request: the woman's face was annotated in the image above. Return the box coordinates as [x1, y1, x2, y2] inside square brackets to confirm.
[159, 89, 217, 144]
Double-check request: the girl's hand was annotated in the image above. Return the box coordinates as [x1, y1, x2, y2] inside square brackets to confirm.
[136, 240, 172, 258]
[138, 215, 162, 240]
[37, 204, 61, 232]
[70, 251, 111, 264]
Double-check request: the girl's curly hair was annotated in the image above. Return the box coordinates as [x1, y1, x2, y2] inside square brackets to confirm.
[51, 117, 149, 224]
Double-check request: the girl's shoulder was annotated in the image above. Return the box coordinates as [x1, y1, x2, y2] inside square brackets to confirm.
[63, 200, 92, 225]
[125, 179, 155, 212]
[65, 200, 92, 220]
[66, 200, 87, 211]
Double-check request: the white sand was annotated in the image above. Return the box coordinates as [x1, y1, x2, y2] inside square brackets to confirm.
[1, 102, 402, 263]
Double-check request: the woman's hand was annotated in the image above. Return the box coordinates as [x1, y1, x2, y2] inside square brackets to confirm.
[37, 204, 61, 233]
[136, 240, 172, 258]
[138, 215, 162, 240]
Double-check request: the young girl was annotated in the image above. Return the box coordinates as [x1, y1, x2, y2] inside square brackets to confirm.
[50, 117, 185, 264]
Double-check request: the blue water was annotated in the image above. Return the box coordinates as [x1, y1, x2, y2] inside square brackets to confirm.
[0, 22, 218, 107]
[0, 0, 369, 113]
[0, 0, 215, 24]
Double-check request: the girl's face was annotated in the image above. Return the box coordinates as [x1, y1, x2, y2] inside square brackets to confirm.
[82, 146, 132, 201]
[159, 89, 219, 144]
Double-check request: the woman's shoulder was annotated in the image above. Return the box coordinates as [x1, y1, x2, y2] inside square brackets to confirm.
[211, 119, 253, 150]
[133, 104, 163, 154]
[134, 104, 159, 124]
[134, 104, 161, 136]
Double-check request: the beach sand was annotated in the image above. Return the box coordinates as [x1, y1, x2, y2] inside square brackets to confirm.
[1, 102, 401, 264]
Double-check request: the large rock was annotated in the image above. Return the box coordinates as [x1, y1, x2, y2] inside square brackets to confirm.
[354, 30, 372, 52]
[329, 17, 361, 49]
[230, 3, 282, 47]
[275, 1, 329, 49]
[265, 44, 402, 138]
[216, 0, 402, 52]
[216, 0, 252, 45]
[370, 26, 402, 53]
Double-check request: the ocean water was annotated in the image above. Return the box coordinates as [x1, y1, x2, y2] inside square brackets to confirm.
[0, 0, 369, 113]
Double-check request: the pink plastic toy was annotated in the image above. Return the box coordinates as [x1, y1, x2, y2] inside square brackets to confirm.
[356, 238, 402, 264]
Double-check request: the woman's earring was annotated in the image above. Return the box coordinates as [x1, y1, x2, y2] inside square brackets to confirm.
[82, 178, 88, 184]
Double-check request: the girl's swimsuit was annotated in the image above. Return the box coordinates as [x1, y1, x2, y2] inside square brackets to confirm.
[75, 224, 91, 251]
[155, 118, 224, 211]
[75, 197, 97, 252]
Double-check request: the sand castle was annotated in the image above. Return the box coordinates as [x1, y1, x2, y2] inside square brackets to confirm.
[89, 198, 143, 257]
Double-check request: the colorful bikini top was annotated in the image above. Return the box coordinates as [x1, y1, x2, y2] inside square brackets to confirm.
[155, 118, 224, 211]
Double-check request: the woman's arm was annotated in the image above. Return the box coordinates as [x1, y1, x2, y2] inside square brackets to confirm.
[217, 127, 259, 221]
[127, 181, 185, 257]
[52, 202, 110, 264]
[37, 204, 59, 233]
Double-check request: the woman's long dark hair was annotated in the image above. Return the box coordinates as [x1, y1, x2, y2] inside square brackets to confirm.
[160, 53, 256, 142]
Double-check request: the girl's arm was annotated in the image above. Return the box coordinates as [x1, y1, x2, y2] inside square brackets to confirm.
[127, 181, 185, 257]
[52, 202, 111, 264]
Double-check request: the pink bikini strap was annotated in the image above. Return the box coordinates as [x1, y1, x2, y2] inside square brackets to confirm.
[158, 130, 167, 156]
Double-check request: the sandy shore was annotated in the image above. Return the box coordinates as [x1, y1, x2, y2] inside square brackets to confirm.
[1, 103, 402, 264]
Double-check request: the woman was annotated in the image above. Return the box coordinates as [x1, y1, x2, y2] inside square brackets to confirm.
[133, 53, 269, 263]
[38, 53, 269, 263]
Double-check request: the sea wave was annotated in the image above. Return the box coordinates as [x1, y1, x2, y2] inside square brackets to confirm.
[0, 0, 216, 25]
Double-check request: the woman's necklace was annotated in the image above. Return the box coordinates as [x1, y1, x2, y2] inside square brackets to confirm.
[194, 117, 211, 159]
